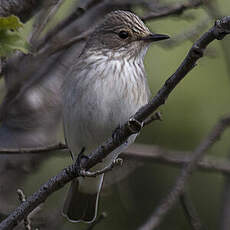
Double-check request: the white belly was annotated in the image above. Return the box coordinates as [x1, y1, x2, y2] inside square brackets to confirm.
[63, 55, 150, 156]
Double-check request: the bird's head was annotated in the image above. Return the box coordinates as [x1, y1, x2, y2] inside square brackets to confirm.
[84, 10, 169, 58]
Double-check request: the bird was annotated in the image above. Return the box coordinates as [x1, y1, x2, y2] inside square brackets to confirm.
[62, 10, 169, 223]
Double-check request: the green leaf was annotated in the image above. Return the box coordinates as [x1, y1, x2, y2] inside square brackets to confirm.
[0, 15, 23, 30]
[0, 29, 29, 57]
[0, 16, 29, 57]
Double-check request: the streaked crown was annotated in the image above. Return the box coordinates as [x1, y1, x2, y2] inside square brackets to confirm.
[83, 10, 169, 53]
[100, 10, 150, 38]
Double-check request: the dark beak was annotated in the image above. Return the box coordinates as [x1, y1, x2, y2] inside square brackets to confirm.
[142, 33, 170, 42]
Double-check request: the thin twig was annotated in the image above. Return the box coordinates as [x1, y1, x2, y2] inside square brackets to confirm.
[36, 0, 101, 51]
[160, 17, 210, 48]
[143, 111, 162, 127]
[41, 28, 94, 56]
[0, 143, 67, 154]
[122, 145, 230, 175]
[138, 115, 230, 230]
[17, 189, 32, 230]
[80, 158, 123, 177]
[141, 0, 204, 21]
[1, 16, 230, 230]
[180, 192, 206, 230]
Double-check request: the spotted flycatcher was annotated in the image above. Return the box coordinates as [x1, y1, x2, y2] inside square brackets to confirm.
[62, 10, 169, 223]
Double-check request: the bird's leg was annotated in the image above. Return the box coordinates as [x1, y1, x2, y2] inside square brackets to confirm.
[72, 147, 91, 177]
[76, 147, 89, 167]
[66, 147, 88, 177]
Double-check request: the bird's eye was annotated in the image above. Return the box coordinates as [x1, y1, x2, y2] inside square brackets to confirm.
[118, 31, 129, 39]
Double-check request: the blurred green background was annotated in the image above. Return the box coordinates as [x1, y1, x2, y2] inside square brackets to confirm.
[4, 0, 230, 229]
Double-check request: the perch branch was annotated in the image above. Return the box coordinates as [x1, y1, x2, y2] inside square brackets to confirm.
[1, 16, 230, 230]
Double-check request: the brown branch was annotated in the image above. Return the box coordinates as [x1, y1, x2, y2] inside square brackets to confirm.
[138, 115, 230, 230]
[141, 0, 204, 21]
[1, 16, 230, 230]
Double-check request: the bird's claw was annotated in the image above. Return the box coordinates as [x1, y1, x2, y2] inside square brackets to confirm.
[128, 117, 143, 133]
[76, 147, 89, 168]
[114, 158, 123, 166]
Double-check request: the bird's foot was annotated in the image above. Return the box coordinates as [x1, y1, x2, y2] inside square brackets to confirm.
[112, 125, 124, 145]
[128, 117, 143, 133]
[76, 147, 89, 168]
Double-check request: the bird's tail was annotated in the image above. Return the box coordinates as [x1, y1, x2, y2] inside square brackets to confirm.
[62, 175, 104, 223]
[63, 134, 137, 222]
